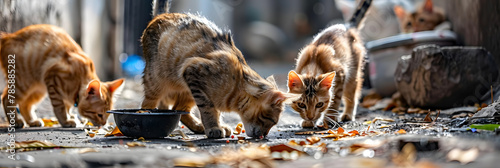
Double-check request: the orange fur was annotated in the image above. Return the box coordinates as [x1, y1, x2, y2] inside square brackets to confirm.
[288, 24, 365, 128]
[141, 12, 287, 138]
[0, 24, 124, 128]
[394, 0, 445, 33]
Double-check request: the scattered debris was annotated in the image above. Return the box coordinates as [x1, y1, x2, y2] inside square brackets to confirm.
[392, 143, 416, 167]
[41, 118, 59, 127]
[104, 126, 124, 137]
[126, 142, 146, 147]
[0, 140, 73, 152]
[396, 129, 407, 134]
[233, 123, 243, 135]
[469, 124, 500, 131]
[447, 148, 479, 165]
[361, 91, 383, 108]
[78, 148, 99, 154]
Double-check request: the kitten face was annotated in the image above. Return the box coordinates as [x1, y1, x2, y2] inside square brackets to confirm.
[241, 84, 287, 138]
[78, 79, 124, 126]
[288, 71, 335, 123]
[394, 0, 444, 33]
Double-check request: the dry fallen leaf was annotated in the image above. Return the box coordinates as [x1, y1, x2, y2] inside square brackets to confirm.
[361, 91, 383, 108]
[42, 118, 59, 127]
[306, 136, 321, 145]
[104, 126, 124, 137]
[126, 142, 146, 147]
[424, 110, 433, 122]
[0, 140, 69, 152]
[337, 127, 345, 134]
[447, 148, 479, 165]
[214, 144, 274, 167]
[396, 129, 407, 134]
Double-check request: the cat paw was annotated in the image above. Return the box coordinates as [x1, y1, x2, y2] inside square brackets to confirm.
[206, 127, 226, 139]
[14, 119, 25, 128]
[340, 114, 353, 122]
[221, 125, 231, 137]
[61, 120, 77, 128]
[301, 120, 314, 128]
[28, 119, 43, 127]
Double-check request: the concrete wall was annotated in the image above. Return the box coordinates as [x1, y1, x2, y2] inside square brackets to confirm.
[441, 0, 500, 66]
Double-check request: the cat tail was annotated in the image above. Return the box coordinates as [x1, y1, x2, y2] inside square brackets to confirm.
[152, 0, 172, 16]
[347, 0, 372, 29]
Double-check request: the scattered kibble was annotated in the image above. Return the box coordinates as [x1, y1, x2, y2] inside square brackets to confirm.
[233, 123, 243, 135]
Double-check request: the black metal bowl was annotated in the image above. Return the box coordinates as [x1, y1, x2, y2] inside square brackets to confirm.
[107, 109, 188, 138]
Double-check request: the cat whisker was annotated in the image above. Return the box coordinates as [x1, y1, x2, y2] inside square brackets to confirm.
[324, 116, 340, 128]
[325, 108, 342, 114]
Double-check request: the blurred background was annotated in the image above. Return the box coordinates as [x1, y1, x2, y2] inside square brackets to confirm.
[0, 0, 499, 92]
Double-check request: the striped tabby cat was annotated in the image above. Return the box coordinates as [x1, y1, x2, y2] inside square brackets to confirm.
[394, 0, 445, 33]
[288, 0, 370, 128]
[141, 1, 288, 138]
[0, 24, 124, 128]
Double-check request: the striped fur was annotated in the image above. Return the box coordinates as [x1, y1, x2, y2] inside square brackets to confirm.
[141, 12, 287, 139]
[288, 24, 366, 128]
[394, 0, 445, 33]
[0, 24, 124, 128]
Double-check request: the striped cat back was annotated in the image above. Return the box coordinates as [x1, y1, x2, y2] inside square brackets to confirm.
[141, 10, 288, 138]
[0, 24, 124, 128]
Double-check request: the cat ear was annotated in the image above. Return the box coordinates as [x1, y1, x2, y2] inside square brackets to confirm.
[394, 5, 406, 21]
[86, 80, 102, 98]
[288, 70, 304, 93]
[266, 75, 278, 89]
[318, 71, 336, 91]
[106, 78, 125, 94]
[423, 0, 433, 13]
[272, 91, 287, 105]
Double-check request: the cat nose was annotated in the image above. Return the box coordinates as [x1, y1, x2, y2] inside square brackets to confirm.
[307, 113, 315, 120]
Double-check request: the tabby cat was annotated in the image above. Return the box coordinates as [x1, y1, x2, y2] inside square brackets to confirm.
[287, 0, 370, 128]
[0, 24, 124, 128]
[141, 1, 288, 138]
[394, 0, 445, 33]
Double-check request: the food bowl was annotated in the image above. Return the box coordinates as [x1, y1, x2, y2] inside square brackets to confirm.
[365, 30, 458, 97]
[107, 109, 188, 138]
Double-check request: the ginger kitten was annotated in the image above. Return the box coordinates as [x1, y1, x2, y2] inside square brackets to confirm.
[141, 1, 287, 138]
[0, 24, 124, 128]
[288, 0, 370, 128]
[394, 0, 445, 33]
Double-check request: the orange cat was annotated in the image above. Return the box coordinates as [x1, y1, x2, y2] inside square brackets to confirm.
[0, 24, 124, 128]
[140, 1, 288, 138]
[288, 0, 370, 128]
[394, 0, 445, 33]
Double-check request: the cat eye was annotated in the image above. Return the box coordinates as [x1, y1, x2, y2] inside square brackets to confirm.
[316, 102, 324, 108]
[419, 18, 425, 22]
[297, 103, 306, 109]
[406, 22, 412, 27]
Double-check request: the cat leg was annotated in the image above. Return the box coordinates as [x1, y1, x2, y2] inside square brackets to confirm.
[1, 86, 24, 128]
[340, 77, 361, 122]
[173, 94, 205, 134]
[45, 79, 75, 127]
[324, 73, 344, 127]
[17, 91, 46, 127]
[182, 66, 227, 138]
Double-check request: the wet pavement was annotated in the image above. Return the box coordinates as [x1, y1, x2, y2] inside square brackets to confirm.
[1, 64, 500, 167]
